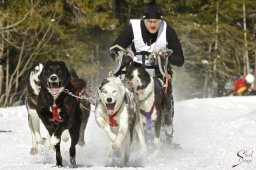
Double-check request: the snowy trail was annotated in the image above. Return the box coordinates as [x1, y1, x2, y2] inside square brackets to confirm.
[0, 96, 256, 170]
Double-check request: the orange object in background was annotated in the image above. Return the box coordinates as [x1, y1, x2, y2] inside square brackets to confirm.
[234, 76, 245, 91]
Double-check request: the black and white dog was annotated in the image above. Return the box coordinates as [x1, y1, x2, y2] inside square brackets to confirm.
[126, 62, 173, 148]
[95, 76, 146, 165]
[36, 61, 82, 168]
[26, 62, 45, 155]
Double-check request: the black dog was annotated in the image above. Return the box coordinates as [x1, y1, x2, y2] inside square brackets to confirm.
[36, 61, 82, 168]
[70, 69, 91, 146]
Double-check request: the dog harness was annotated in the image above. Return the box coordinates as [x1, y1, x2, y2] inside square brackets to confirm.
[130, 19, 167, 53]
[109, 111, 118, 127]
[140, 99, 156, 130]
[50, 104, 64, 123]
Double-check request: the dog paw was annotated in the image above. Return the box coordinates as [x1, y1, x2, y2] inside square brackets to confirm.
[165, 125, 173, 135]
[75, 144, 82, 152]
[61, 130, 70, 142]
[77, 139, 85, 147]
[153, 137, 161, 148]
[30, 147, 38, 155]
[112, 141, 121, 150]
[51, 135, 60, 146]
[70, 156, 78, 168]
[36, 137, 46, 145]
[35, 135, 44, 144]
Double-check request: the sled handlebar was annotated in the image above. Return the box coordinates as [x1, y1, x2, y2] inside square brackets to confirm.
[110, 45, 173, 77]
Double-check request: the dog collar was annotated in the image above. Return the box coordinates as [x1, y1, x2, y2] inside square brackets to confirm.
[50, 104, 64, 123]
[109, 111, 118, 127]
[140, 99, 156, 120]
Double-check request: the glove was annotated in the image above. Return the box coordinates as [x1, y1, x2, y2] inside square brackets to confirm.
[113, 54, 133, 77]
[121, 55, 133, 68]
[109, 48, 119, 60]
[159, 49, 173, 59]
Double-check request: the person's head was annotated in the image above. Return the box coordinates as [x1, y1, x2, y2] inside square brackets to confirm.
[245, 74, 255, 86]
[143, 2, 162, 34]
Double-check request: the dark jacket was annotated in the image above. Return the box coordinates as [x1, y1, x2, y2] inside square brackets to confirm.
[111, 20, 184, 67]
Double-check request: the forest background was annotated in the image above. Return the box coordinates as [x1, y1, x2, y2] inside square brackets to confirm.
[0, 0, 256, 107]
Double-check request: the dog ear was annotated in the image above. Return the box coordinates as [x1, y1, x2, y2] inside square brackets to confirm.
[69, 68, 79, 79]
[111, 77, 123, 85]
[59, 61, 71, 87]
[39, 60, 52, 89]
[97, 88, 102, 99]
[99, 78, 109, 91]
[43, 60, 52, 69]
[29, 61, 40, 72]
[39, 66, 46, 89]
[125, 62, 140, 80]
[97, 79, 107, 103]
[112, 77, 126, 98]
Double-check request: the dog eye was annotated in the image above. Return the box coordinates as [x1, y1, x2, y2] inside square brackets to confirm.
[112, 90, 117, 94]
[33, 69, 39, 73]
[102, 90, 107, 94]
[57, 69, 62, 74]
[47, 69, 52, 74]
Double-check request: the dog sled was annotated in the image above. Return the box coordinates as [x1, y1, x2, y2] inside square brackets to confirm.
[110, 44, 173, 79]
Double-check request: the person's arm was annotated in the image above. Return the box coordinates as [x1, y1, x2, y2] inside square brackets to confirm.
[110, 23, 134, 60]
[166, 24, 184, 67]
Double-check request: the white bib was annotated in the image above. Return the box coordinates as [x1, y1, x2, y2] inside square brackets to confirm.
[130, 19, 167, 53]
[130, 19, 167, 77]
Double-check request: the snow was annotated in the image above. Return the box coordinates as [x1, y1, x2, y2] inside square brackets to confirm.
[1, 96, 256, 170]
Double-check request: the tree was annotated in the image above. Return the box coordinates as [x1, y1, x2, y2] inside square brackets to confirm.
[0, 16, 4, 97]
[161, 0, 256, 97]
[0, 0, 118, 106]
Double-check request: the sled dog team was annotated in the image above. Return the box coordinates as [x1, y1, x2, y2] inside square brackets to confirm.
[26, 60, 174, 167]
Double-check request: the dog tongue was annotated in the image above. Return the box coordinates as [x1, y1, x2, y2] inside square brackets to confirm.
[51, 87, 59, 95]
[50, 83, 59, 95]
[106, 103, 115, 114]
[108, 109, 114, 115]
[106, 103, 115, 110]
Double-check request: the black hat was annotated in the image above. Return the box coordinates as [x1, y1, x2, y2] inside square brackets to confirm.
[143, 2, 162, 19]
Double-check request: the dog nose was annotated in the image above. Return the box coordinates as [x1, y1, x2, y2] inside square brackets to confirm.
[107, 98, 112, 103]
[50, 75, 57, 81]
